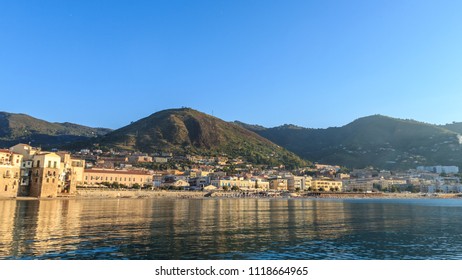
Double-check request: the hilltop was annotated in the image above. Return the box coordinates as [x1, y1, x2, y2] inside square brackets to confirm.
[94, 108, 308, 168]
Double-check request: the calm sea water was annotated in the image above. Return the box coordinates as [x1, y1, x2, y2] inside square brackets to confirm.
[1, 198, 462, 260]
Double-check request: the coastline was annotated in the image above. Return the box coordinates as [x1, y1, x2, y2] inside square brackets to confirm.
[3, 190, 461, 201]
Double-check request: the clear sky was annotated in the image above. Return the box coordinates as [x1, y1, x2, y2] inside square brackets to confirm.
[1, 0, 462, 129]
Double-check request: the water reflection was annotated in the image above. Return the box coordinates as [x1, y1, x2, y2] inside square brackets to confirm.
[1, 198, 462, 259]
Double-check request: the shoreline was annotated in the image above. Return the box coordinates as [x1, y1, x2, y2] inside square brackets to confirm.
[2, 190, 461, 201]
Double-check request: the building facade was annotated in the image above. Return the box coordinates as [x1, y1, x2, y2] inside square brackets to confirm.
[0, 149, 23, 198]
[211, 178, 269, 190]
[311, 178, 343, 192]
[30, 153, 62, 198]
[83, 169, 153, 187]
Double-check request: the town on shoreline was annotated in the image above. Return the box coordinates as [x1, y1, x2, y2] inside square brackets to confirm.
[1, 143, 462, 200]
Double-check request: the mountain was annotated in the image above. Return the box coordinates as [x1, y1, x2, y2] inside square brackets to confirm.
[4, 109, 462, 170]
[95, 108, 308, 168]
[241, 115, 462, 170]
[0, 112, 112, 148]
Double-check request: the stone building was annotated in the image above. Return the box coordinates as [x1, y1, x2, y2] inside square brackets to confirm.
[57, 152, 85, 195]
[30, 152, 62, 198]
[0, 149, 23, 198]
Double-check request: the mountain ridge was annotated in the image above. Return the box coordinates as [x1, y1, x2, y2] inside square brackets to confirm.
[94, 108, 308, 168]
[2, 109, 462, 170]
[0, 111, 112, 148]
[238, 114, 462, 170]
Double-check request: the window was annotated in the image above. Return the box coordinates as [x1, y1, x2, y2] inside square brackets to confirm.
[53, 161, 57, 168]
[48, 161, 51, 168]
[36, 160, 40, 167]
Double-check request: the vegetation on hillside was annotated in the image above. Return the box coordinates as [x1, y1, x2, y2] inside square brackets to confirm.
[0, 112, 111, 148]
[96, 108, 308, 169]
[241, 115, 462, 170]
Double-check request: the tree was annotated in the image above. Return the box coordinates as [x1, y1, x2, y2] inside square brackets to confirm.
[231, 186, 240, 191]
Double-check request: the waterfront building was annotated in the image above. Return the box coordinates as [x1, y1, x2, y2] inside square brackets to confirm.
[57, 152, 85, 195]
[188, 177, 211, 188]
[18, 159, 33, 196]
[11, 144, 43, 196]
[30, 152, 62, 198]
[342, 178, 373, 192]
[83, 168, 153, 187]
[311, 178, 343, 192]
[287, 176, 308, 192]
[0, 149, 23, 198]
[211, 178, 269, 190]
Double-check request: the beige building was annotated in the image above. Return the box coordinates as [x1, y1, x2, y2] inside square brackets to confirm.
[0, 149, 23, 198]
[58, 152, 85, 195]
[83, 169, 153, 187]
[287, 176, 312, 192]
[30, 152, 62, 198]
[311, 178, 343, 192]
[10, 144, 40, 196]
[211, 178, 269, 190]
[7, 144, 85, 197]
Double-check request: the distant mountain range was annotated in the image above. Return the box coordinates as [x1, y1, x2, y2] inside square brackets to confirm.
[238, 115, 462, 170]
[0, 112, 111, 148]
[2, 109, 462, 170]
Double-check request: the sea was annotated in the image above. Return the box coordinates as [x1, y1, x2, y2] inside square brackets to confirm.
[1, 197, 462, 260]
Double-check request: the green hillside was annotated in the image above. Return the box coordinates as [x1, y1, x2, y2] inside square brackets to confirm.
[0, 112, 111, 148]
[243, 115, 462, 170]
[96, 108, 308, 168]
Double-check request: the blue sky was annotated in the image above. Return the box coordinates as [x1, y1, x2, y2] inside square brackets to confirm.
[1, 0, 462, 129]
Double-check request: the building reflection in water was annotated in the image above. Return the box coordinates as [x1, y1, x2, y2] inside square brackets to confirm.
[145, 199, 353, 259]
[0, 198, 355, 259]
